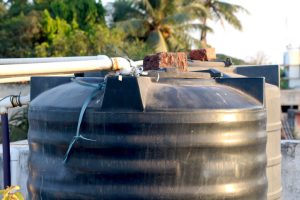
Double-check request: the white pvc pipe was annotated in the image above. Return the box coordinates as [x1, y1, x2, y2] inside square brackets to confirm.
[0, 59, 111, 77]
[0, 56, 133, 78]
[0, 74, 73, 84]
[0, 55, 106, 65]
[281, 140, 300, 144]
[134, 60, 143, 66]
[0, 76, 31, 83]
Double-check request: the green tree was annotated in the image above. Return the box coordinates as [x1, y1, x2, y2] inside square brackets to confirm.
[0, 10, 42, 57]
[5, 0, 31, 17]
[0, 0, 152, 59]
[88, 25, 153, 59]
[34, 10, 152, 59]
[112, 0, 207, 52]
[34, 10, 88, 57]
[48, 0, 105, 30]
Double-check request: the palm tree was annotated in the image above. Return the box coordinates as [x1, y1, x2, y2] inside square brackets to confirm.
[112, 0, 208, 52]
[198, 0, 248, 47]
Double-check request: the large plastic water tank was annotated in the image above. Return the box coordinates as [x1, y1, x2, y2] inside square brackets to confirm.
[28, 75, 267, 199]
[265, 84, 282, 200]
[284, 48, 300, 66]
[190, 65, 282, 200]
[228, 66, 282, 200]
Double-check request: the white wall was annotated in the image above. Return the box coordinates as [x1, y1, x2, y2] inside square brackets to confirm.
[0, 140, 29, 197]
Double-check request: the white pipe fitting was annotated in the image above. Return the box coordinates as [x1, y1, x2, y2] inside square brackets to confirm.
[0, 95, 30, 114]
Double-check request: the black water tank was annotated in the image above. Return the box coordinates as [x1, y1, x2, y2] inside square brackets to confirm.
[28, 75, 267, 200]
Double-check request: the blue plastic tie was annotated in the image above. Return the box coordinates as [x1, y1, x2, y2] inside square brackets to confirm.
[63, 79, 105, 163]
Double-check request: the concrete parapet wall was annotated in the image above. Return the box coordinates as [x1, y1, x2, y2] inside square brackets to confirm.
[281, 140, 300, 200]
[0, 83, 30, 98]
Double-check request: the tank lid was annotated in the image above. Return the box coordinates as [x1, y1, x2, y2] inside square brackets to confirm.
[30, 74, 264, 112]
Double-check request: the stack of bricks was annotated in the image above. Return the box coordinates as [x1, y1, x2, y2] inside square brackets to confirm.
[142, 48, 216, 71]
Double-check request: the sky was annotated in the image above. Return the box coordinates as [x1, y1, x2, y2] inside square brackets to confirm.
[206, 0, 300, 64]
[102, 0, 300, 64]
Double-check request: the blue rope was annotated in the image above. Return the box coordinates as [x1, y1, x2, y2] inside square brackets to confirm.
[63, 78, 105, 163]
[71, 78, 101, 89]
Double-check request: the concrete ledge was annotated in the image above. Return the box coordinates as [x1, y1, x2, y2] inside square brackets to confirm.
[281, 140, 300, 200]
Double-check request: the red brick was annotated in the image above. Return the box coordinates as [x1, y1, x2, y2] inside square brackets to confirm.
[189, 49, 208, 61]
[189, 48, 216, 61]
[143, 52, 188, 72]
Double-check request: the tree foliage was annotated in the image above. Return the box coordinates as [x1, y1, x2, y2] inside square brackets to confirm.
[0, 0, 247, 59]
[112, 0, 207, 52]
[0, 10, 42, 57]
[0, 0, 153, 59]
